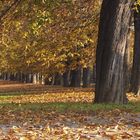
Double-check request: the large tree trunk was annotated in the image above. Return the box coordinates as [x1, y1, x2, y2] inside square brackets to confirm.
[124, 28, 132, 92]
[95, 0, 132, 104]
[130, 7, 140, 96]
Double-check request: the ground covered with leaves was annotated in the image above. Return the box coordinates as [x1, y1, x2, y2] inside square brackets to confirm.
[0, 81, 140, 140]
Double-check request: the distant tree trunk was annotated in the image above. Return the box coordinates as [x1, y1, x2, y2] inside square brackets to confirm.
[130, 7, 140, 96]
[29, 74, 33, 83]
[4, 73, 8, 80]
[82, 67, 90, 88]
[44, 76, 52, 85]
[63, 70, 70, 87]
[95, 0, 132, 104]
[54, 73, 62, 85]
[33, 74, 37, 84]
[10, 73, 15, 81]
[70, 67, 81, 87]
[44, 77, 49, 85]
[7, 73, 10, 80]
[0, 73, 2, 79]
[21, 73, 26, 83]
[18, 72, 23, 82]
[36, 73, 40, 84]
[25, 74, 32, 83]
[15, 73, 18, 81]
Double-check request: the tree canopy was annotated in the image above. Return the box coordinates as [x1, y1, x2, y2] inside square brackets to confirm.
[0, 0, 100, 76]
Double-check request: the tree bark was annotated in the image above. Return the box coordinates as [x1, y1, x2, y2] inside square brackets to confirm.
[124, 28, 132, 92]
[130, 7, 140, 96]
[95, 0, 132, 104]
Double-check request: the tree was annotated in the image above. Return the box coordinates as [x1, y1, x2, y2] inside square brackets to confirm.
[95, 0, 132, 104]
[0, 0, 100, 85]
[130, 6, 140, 96]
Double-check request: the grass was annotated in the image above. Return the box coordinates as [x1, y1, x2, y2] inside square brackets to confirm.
[0, 101, 140, 113]
[0, 89, 140, 113]
[0, 87, 139, 139]
[0, 85, 139, 139]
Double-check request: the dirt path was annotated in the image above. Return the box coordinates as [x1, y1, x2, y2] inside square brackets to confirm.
[0, 80, 49, 93]
[0, 80, 93, 94]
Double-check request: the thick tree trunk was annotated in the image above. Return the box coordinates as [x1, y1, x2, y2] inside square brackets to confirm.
[70, 67, 81, 87]
[130, 8, 140, 96]
[95, 0, 132, 104]
[82, 67, 90, 88]
[124, 29, 132, 92]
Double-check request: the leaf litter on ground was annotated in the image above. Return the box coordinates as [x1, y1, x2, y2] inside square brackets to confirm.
[0, 81, 139, 139]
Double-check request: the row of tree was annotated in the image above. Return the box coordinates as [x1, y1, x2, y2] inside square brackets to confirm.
[0, 67, 96, 87]
[0, 0, 140, 104]
[0, 0, 99, 88]
[0, 0, 100, 87]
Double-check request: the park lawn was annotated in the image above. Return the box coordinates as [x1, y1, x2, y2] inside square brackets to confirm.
[0, 89, 140, 139]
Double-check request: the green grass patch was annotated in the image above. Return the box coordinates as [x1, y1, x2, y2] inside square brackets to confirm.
[0, 101, 140, 113]
[0, 95, 14, 100]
